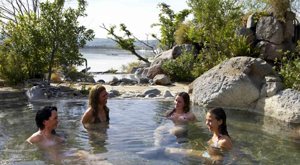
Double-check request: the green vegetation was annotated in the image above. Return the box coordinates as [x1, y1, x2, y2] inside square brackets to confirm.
[151, 3, 190, 50]
[109, 68, 118, 74]
[79, 85, 91, 95]
[0, 0, 94, 86]
[162, 50, 196, 81]
[275, 41, 300, 90]
[121, 61, 143, 73]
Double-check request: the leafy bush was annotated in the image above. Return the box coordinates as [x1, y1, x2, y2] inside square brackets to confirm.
[0, 49, 28, 86]
[110, 68, 118, 73]
[228, 35, 259, 57]
[79, 85, 91, 95]
[275, 41, 300, 90]
[162, 50, 195, 81]
[121, 61, 142, 73]
[192, 46, 229, 78]
[175, 21, 202, 45]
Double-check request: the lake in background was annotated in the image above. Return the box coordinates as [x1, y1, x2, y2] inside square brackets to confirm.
[77, 49, 154, 82]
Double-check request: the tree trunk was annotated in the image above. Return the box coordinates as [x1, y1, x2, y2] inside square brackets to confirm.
[47, 50, 55, 85]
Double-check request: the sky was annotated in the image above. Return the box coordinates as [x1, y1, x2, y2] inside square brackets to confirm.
[68, 0, 190, 40]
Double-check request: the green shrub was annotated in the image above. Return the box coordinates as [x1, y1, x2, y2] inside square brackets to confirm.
[192, 46, 228, 78]
[0, 50, 28, 86]
[79, 85, 91, 95]
[228, 35, 259, 57]
[110, 68, 118, 73]
[121, 61, 142, 73]
[275, 41, 300, 90]
[162, 50, 195, 81]
[175, 21, 202, 45]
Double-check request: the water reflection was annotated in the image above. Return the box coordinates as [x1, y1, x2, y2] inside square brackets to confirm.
[2, 99, 300, 164]
[84, 123, 109, 154]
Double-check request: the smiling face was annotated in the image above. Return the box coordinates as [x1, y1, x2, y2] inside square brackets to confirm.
[43, 110, 60, 131]
[206, 112, 222, 133]
[98, 89, 108, 105]
[174, 96, 185, 111]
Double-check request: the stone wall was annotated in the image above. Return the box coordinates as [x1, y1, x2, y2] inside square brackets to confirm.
[236, 11, 297, 64]
[0, 88, 28, 108]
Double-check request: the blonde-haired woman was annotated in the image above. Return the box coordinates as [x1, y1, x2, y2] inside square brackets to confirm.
[81, 84, 110, 126]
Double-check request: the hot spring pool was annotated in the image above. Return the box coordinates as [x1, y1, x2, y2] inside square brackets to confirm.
[1, 99, 300, 164]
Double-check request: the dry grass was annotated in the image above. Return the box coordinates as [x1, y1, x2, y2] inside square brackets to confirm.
[51, 73, 63, 83]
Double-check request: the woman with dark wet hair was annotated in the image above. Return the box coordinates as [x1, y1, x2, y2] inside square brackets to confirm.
[27, 106, 64, 147]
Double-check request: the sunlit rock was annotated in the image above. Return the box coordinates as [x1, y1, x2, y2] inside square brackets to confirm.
[192, 57, 279, 110]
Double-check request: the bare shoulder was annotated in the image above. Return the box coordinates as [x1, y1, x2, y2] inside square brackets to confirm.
[81, 107, 94, 123]
[166, 109, 173, 117]
[186, 111, 196, 121]
[219, 135, 233, 150]
[27, 132, 43, 144]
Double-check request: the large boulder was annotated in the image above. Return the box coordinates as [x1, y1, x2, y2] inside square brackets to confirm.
[256, 16, 284, 44]
[153, 74, 171, 85]
[256, 40, 295, 61]
[192, 57, 279, 110]
[25, 86, 45, 100]
[146, 49, 171, 79]
[255, 89, 300, 123]
[283, 11, 296, 39]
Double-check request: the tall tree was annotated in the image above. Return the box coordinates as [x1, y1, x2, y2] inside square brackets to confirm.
[0, 0, 94, 85]
[151, 2, 190, 50]
[40, 0, 94, 84]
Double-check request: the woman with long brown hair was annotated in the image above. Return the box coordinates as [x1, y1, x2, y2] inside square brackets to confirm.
[81, 84, 110, 126]
[166, 92, 195, 125]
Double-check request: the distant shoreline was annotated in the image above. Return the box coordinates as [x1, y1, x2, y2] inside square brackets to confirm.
[81, 46, 153, 50]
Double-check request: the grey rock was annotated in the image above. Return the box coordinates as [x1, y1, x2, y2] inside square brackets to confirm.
[256, 40, 295, 61]
[255, 89, 300, 123]
[143, 88, 161, 96]
[192, 57, 279, 110]
[256, 16, 284, 44]
[135, 68, 144, 76]
[97, 79, 105, 84]
[25, 86, 45, 100]
[139, 77, 150, 84]
[153, 74, 171, 85]
[247, 13, 257, 28]
[109, 90, 120, 96]
[163, 90, 173, 97]
[109, 76, 119, 83]
[145, 93, 157, 98]
[121, 78, 134, 83]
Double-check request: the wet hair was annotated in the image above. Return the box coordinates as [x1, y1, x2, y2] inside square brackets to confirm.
[35, 106, 57, 134]
[208, 107, 230, 138]
[176, 92, 190, 113]
[89, 84, 108, 118]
